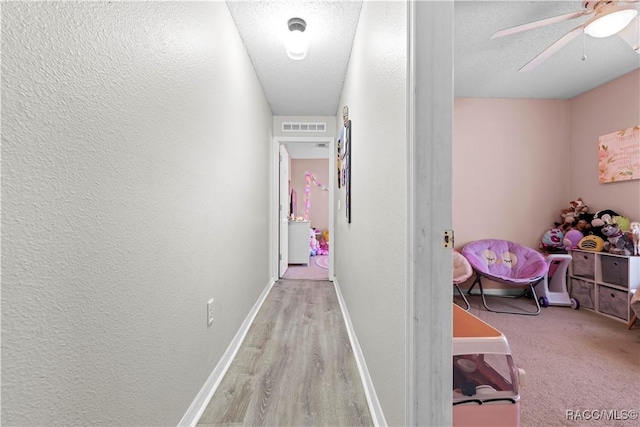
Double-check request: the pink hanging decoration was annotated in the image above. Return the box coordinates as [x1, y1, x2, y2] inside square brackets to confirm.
[303, 171, 329, 220]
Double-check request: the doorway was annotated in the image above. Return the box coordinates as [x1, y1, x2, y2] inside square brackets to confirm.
[271, 136, 335, 282]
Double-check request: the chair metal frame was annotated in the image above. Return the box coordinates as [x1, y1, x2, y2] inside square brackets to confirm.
[454, 282, 471, 311]
[462, 239, 547, 316]
[453, 251, 473, 311]
[466, 272, 544, 316]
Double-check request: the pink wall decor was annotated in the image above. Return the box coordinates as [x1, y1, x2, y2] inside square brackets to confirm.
[598, 126, 640, 183]
[303, 171, 329, 221]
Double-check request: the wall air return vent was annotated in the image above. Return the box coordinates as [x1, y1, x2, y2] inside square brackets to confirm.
[282, 122, 326, 132]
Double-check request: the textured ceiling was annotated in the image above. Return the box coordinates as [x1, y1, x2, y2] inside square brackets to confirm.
[226, 0, 363, 116]
[227, 1, 640, 117]
[455, 1, 640, 99]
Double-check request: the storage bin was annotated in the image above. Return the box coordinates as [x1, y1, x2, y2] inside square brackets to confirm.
[570, 278, 594, 310]
[598, 285, 629, 320]
[571, 251, 595, 278]
[600, 255, 629, 288]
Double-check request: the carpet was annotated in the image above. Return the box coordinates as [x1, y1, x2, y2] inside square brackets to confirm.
[315, 256, 329, 269]
[461, 295, 640, 427]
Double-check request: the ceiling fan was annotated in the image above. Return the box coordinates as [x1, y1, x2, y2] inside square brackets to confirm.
[491, 1, 640, 72]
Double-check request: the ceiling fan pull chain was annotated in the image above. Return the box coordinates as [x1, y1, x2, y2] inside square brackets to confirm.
[582, 31, 587, 61]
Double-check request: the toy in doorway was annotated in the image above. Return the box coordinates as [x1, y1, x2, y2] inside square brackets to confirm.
[310, 228, 329, 256]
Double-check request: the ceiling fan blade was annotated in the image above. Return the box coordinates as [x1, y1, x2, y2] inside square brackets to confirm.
[618, 15, 640, 52]
[491, 10, 590, 39]
[518, 26, 584, 72]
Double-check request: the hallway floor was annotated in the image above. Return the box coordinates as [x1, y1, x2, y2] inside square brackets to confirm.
[281, 255, 329, 280]
[197, 279, 372, 426]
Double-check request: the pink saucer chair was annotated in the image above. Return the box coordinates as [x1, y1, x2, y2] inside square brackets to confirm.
[453, 251, 473, 311]
[461, 239, 548, 316]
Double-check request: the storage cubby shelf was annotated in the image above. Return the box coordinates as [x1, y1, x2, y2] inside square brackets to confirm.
[569, 249, 640, 323]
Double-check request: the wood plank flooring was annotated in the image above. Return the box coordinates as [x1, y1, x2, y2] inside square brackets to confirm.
[197, 279, 373, 427]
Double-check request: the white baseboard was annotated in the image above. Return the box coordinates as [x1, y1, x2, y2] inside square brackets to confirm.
[332, 278, 387, 427]
[178, 278, 276, 427]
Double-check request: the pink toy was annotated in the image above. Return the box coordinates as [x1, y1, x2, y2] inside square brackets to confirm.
[563, 229, 584, 250]
[317, 235, 329, 255]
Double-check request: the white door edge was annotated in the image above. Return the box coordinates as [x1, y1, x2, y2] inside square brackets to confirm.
[406, 2, 454, 426]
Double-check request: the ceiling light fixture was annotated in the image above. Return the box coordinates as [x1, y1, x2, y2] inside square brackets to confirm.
[584, 7, 638, 38]
[284, 17, 309, 60]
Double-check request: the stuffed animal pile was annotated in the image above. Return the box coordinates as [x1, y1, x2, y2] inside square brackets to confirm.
[540, 197, 637, 255]
[310, 228, 330, 256]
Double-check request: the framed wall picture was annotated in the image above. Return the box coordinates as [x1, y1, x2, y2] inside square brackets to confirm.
[344, 120, 351, 223]
[337, 136, 342, 189]
[598, 126, 640, 183]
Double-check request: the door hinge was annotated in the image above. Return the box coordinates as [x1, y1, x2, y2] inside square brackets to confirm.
[279, 254, 283, 260]
[279, 153, 282, 162]
[443, 230, 454, 248]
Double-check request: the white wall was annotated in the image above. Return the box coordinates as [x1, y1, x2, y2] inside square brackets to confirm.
[334, 2, 407, 425]
[1, 2, 272, 425]
[453, 98, 571, 249]
[568, 70, 640, 220]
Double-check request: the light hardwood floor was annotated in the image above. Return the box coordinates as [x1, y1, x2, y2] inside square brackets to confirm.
[197, 279, 373, 427]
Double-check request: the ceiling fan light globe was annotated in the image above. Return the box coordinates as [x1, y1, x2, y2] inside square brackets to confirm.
[585, 9, 638, 38]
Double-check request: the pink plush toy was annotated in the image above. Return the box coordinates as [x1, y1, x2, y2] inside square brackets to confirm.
[563, 229, 584, 250]
[317, 236, 329, 255]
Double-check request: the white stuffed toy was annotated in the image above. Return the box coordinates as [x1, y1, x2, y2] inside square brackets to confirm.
[630, 222, 640, 256]
[309, 229, 319, 256]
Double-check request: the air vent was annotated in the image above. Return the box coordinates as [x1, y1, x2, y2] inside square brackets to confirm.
[316, 143, 328, 148]
[282, 122, 326, 132]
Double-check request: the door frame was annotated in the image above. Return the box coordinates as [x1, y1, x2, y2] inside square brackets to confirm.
[271, 136, 335, 282]
[278, 144, 290, 277]
[406, 2, 454, 426]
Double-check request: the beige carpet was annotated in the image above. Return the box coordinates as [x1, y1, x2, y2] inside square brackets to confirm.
[457, 294, 640, 427]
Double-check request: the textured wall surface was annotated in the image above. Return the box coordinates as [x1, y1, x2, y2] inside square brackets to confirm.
[569, 70, 640, 220]
[334, 2, 407, 425]
[454, 98, 570, 250]
[454, 70, 640, 253]
[1, 2, 272, 425]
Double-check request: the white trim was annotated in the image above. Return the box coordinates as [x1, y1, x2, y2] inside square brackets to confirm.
[270, 138, 279, 282]
[177, 279, 276, 427]
[272, 136, 336, 281]
[405, 1, 416, 425]
[333, 278, 387, 427]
